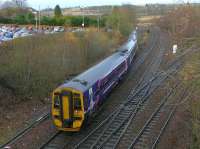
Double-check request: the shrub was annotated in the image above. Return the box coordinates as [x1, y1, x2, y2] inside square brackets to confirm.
[106, 5, 136, 37]
[157, 5, 200, 42]
[0, 30, 121, 102]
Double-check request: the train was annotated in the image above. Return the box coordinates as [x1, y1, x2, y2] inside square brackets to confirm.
[52, 30, 138, 131]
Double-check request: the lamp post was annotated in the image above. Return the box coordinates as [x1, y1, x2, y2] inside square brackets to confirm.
[33, 11, 38, 31]
[81, 6, 85, 28]
[38, 5, 41, 31]
[97, 9, 101, 32]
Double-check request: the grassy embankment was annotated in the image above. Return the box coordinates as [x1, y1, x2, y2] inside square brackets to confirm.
[179, 40, 200, 148]
[0, 29, 123, 144]
[0, 29, 123, 108]
[157, 5, 200, 148]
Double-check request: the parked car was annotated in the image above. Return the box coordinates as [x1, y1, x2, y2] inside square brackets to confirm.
[0, 25, 66, 44]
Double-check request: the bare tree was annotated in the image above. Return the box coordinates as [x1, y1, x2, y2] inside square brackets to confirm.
[0, 0, 27, 8]
[0, 1, 17, 8]
[12, 0, 27, 7]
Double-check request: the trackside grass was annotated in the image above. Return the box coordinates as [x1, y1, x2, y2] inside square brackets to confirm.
[179, 47, 200, 148]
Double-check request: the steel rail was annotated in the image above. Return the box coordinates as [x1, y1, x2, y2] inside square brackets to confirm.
[127, 85, 177, 149]
[74, 70, 171, 149]
[0, 112, 50, 148]
[39, 131, 61, 149]
[151, 87, 193, 149]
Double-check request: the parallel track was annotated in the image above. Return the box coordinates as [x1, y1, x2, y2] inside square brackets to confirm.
[1, 27, 193, 149]
[74, 67, 178, 149]
[75, 28, 182, 149]
[39, 27, 160, 149]
[127, 85, 189, 149]
[0, 112, 50, 148]
[127, 86, 178, 149]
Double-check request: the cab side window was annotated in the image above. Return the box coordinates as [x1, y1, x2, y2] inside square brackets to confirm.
[74, 98, 82, 110]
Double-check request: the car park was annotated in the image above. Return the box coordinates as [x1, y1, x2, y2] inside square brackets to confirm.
[0, 25, 66, 44]
[0, 25, 86, 44]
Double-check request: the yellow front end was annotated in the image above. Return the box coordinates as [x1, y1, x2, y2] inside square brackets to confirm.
[52, 88, 84, 131]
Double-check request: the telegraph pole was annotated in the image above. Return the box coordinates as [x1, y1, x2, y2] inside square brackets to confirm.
[82, 6, 85, 28]
[97, 9, 100, 32]
[33, 11, 38, 31]
[38, 5, 41, 31]
[97, 16, 100, 31]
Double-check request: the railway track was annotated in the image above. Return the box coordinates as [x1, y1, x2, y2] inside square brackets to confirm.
[115, 50, 190, 149]
[127, 85, 189, 149]
[128, 88, 177, 149]
[5, 27, 184, 149]
[39, 27, 161, 149]
[1, 27, 192, 149]
[74, 65, 178, 149]
[0, 112, 50, 148]
[39, 76, 161, 149]
[39, 131, 71, 149]
[74, 28, 183, 149]
[133, 28, 158, 68]
[3, 27, 177, 149]
[40, 64, 180, 149]
[40, 30, 193, 149]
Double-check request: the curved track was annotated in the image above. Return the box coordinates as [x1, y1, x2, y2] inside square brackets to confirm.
[74, 67, 179, 149]
[1, 27, 194, 149]
[126, 84, 190, 149]
[39, 27, 161, 149]
[74, 27, 183, 149]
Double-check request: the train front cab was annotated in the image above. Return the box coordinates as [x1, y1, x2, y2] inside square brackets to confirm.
[52, 88, 84, 131]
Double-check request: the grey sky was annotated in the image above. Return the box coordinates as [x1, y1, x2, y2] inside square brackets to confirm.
[1, 0, 198, 9]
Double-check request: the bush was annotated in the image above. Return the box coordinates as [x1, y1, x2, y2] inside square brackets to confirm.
[106, 5, 136, 37]
[157, 5, 200, 42]
[14, 14, 26, 24]
[0, 17, 13, 24]
[0, 30, 121, 102]
[70, 16, 83, 26]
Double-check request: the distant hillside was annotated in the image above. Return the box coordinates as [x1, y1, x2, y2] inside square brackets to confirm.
[40, 4, 182, 17]
[41, 5, 113, 17]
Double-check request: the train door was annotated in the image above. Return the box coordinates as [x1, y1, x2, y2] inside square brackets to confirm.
[60, 91, 73, 127]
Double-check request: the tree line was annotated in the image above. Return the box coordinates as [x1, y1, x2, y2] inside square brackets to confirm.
[0, 4, 136, 35]
[0, 7, 106, 27]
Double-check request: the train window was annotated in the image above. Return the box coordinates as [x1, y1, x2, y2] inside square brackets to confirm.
[73, 93, 80, 98]
[74, 98, 82, 110]
[54, 95, 60, 108]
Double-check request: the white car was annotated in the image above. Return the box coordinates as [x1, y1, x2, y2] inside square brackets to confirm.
[54, 26, 65, 32]
[21, 32, 32, 37]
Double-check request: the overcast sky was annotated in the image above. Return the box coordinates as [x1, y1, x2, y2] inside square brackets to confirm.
[1, 0, 199, 9]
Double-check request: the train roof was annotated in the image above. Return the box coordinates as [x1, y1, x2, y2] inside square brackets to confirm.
[59, 31, 137, 92]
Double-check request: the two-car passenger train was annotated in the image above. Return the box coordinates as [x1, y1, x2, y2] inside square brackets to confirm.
[52, 30, 138, 131]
